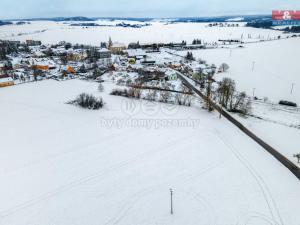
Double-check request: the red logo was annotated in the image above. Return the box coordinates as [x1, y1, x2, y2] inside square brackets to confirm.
[272, 10, 300, 20]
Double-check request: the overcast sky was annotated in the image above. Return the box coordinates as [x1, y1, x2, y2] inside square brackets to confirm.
[1, 0, 300, 19]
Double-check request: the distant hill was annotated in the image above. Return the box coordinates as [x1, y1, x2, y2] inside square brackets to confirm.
[0, 20, 13, 26]
[169, 15, 271, 23]
[7, 16, 96, 22]
[57, 17, 96, 21]
[5, 15, 271, 23]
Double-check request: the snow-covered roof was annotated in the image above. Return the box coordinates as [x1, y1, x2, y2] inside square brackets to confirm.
[111, 43, 126, 48]
[29, 58, 56, 66]
[192, 64, 207, 71]
[126, 49, 146, 57]
[33, 51, 45, 57]
[165, 69, 177, 76]
[98, 48, 110, 52]
[0, 77, 13, 83]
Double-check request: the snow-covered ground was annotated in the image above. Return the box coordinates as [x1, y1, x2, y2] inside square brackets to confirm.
[179, 38, 300, 104]
[0, 20, 290, 45]
[228, 99, 300, 166]
[0, 78, 299, 225]
[177, 38, 300, 168]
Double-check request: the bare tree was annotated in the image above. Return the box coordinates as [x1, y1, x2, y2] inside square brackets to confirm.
[219, 63, 229, 72]
[217, 77, 236, 109]
[231, 92, 251, 115]
[293, 154, 300, 163]
[160, 91, 171, 103]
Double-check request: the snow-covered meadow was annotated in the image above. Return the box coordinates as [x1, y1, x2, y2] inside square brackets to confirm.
[233, 101, 300, 166]
[0, 20, 290, 45]
[177, 37, 300, 166]
[179, 38, 300, 103]
[0, 78, 300, 225]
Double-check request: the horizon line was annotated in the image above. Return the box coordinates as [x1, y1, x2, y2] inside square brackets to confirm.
[1, 13, 272, 21]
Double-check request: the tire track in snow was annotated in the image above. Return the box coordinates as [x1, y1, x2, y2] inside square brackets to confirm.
[0, 133, 195, 219]
[215, 129, 284, 225]
[104, 161, 221, 225]
[0, 127, 139, 176]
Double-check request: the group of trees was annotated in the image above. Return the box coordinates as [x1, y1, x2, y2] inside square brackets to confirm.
[192, 39, 202, 45]
[185, 52, 195, 61]
[216, 77, 251, 114]
[246, 21, 272, 29]
[128, 41, 141, 49]
[111, 87, 141, 99]
[60, 53, 68, 65]
[209, 23, 239, 27]
[283, 26, 300, 33]
[175, 85, 192, 106]
[86, 47, 100, 63]
[191, 63, 250, 114]
[111, 82, 193, 107]
[0, 41, 19, 60]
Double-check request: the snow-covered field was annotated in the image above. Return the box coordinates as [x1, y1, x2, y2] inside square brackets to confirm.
[177, 37, 300, 167]
[179, 38, 300, 103]
[0, 20, 289, 45]
[0, 78, 299, 225]
[231, 100, 300, 166]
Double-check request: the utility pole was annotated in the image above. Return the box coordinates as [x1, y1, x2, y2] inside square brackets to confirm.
[291, 83, 295, 94]
[252, 88, 256, 98]
[252, 61, 255, 71]
[294, 154, 300, 163]
[207, 77, 212, 111]
[170, 188, 174, 215]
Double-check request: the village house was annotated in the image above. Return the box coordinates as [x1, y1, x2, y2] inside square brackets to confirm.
[0, 74, 14, 87]
[0, 61, 13, 75]
[67, 52, 87, 61]
[109, 43, 126, 54]
[165, 69, 178, 81]
[31, 65, 49, 71]
[125, 49, 146, 61]
[98, 48, 112, 66]
[26, 40, 42, 46]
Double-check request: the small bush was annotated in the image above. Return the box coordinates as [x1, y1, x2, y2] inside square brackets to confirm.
[175, 93, 192, 107]
[110, 88, 141, 99]
[159, 91, 171, 103]
[110, 88, 127, 96]
[68, 93, 104, 110]
[144, 89, 157, 101]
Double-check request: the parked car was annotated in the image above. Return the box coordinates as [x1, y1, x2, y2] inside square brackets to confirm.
[279, 100, 297, 107]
